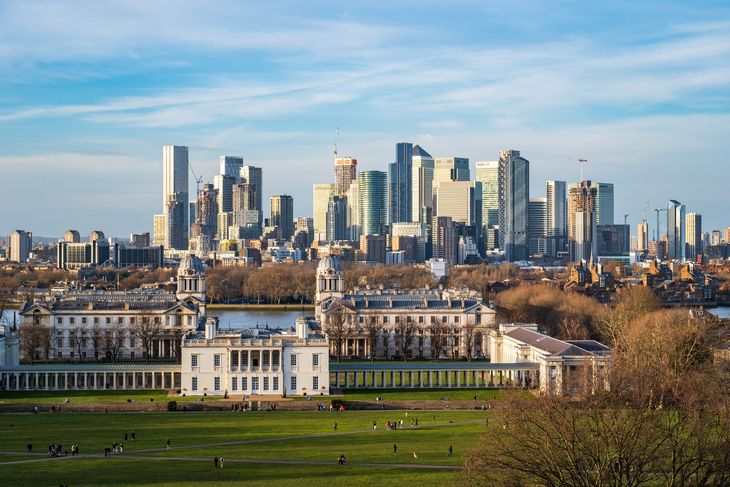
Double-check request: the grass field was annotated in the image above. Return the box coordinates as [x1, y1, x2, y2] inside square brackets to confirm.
[0, 390, 204, 405]
[336, 388, 511, 401]
[0, 409, 490, 486]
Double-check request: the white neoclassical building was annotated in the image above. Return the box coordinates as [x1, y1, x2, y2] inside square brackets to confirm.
[181, 317, 329, 397]
[315, 255, 496, 359]
[488, 324, 611, 395]
[0, 323, 20, 367]
[19, 254, 207, 361]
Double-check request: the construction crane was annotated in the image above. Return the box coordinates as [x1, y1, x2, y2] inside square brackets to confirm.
[578, 159, 588, 181]
[624, 213, 629, 225]
[189, 162, 203, 195]
[333, 126, 339, 159]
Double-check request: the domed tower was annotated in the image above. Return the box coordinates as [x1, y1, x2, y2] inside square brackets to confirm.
[315, 255, 344, 320]
[177, 253, 206, 313]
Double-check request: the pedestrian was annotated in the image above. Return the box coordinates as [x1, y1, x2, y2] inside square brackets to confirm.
[399, 419, 403, 428]
[131, 431, 136, 441]
[124, 433, 128, 441]
[166, 439, 171, 450]
[338, 453, 346, 465]
[448, 445, 453, 457]
[26, 442, 32, 454]
[333, 422, 338, 431]
[214, 457, 219, 468]
[393, 443, 397, 455]
[219, 457, 224, 468]
[372, 420, 377, 430]
[413, 451, 418, 459]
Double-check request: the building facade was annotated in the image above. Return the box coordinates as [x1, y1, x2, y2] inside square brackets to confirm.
[411, 145, 434, 225]
[389, 142, 413, 224]
[334, 157, 357, 196]
[8, 230, 32, 263]
[667, 200, 686, 260]
[358, 171, 387, 236]
[161, 145, 189, 250]
[498, 150, 529, 261]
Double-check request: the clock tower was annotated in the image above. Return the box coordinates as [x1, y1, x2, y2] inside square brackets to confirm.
[177, 253, 206, 313]
[315, 255, 344, 321]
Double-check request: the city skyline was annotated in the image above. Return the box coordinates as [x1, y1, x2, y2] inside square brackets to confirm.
[1, 2, 729, 235]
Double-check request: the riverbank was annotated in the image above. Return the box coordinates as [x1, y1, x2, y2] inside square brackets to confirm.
[207, 304, 315, 311]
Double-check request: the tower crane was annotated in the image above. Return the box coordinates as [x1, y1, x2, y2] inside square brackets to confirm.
[189, 162, 203, 195]
[624, 214, 629, 225]
[653, 207, 667, 242]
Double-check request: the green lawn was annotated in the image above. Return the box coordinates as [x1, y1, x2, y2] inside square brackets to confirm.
[336, 388, 510, 401]
[0, 410, 487, 486]
[0, 390, 204, 405]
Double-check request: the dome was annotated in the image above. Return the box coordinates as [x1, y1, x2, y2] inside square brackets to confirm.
[317, 255, 341, 273]
[178, 253, 204, 276]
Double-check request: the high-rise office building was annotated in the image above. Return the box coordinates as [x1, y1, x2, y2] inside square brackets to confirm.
[240, 166, 263, 225]
[476, 161, 499, 251]
[685, 212, 702, 261]
[528, 197, 547, 256]
[667, 200, 686, 260]
[434, 180, 483, 253]
[712, 230, 722, 246]
[568, 180, 598, 262]
[498, 150, 529, 261]
[432, 216, 458, 266]
[592, 182, 614, 226]
[597, 224, 630, 257]
[326, 196, 348, 242]
[411, 145, 434, 224]
[334, 157, 357, 196]
[214, 174, 236, 213]
[389, 142, 413, 224]
[433, 156, 470, 217]
[63, 230, 80, 243]
[545, 180, 567, 257]
[161, 145, 189, 250]
[313, 183, 335, 241]
[191, 183, 219, 244]
[8, 230, 32, 263]
[219, 156, 244, 178]
[130, 233, 151, 247]
[294, 217, 314, 247]
[88, 231, 105, 242]
[270, 195, 294, 239]
[724, 227, 730, 244]
[637, 220, 649, 252]
[153, 214, 166, 246]
[358, 171, 388, 236]
[346, 181, 360, 242]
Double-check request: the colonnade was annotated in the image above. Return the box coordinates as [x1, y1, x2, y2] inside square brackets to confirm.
[0, 366, 181, 391]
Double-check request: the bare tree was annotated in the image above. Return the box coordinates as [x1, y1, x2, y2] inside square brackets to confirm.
[463, 322, 476, 361]
[103, 323, 125, 363]
[131, 314, 163, 364]
[362, 316, 383, 362]
[90, 323, 104, 361]
[71, 326, 85, 362]
[395, 315, 416, 361]
[323, 303, 350, 363]
[19, 323, 49, 364]
[429, 320, 448, 361]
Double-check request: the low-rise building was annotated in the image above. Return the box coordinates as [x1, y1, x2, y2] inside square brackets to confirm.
[181, 317, 329, 397]
[488, 324, 611, 395]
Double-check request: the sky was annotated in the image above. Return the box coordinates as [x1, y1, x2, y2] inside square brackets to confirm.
[1, 0, 729, 238]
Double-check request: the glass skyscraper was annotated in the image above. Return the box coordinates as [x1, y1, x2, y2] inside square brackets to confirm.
[389, 142, 413, 224]
[358, 170, 388, 236]
[498, 150, 529, 261]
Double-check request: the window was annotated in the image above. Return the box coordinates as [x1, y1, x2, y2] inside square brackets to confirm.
[290, 376, 297, 391]
[313, 354, 319, 367]
[430, 316, 435, 323]
[442, 316, 447, 323]
[214, 377, 221, 390]
[395, 316, 400, 323]
[106, 317, 111, 324]
[290, 354, 297, 366]
[263, 353, 270, 367]
[232, 377, 238, 391]
[129, 338, 136, 348]
[272, 351, 279, 367]
[118, 317, 124, 324]
[154, 316, 161, 324]
[313, 376, 319, 390]
[56, 338, 63, 348]
[191, 354, 199, 367]
[252, 377, 259, 391]
[69, 317, 75, 324]
[359, 316, 363, 323]
[231, 352, 239, 367]
[383, 316, 389, 323]
[130, 351, 135, 359]
[130, 317, 136, 324]
[454, 316, 460, 323]
[263, 377, 269, 391]
[241, 352, 248, 367]
[82, 317, 87, 324]
[57, 317, 62, 325]
[273, 377, 279, 391]
[242, 377, 248, 390]
[192, 377, 198, 391]
[93, 317, 98, 324]
[214, 354, 221, 367]
[418, 316, 424, 323]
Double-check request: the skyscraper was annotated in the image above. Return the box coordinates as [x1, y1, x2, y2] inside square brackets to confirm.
[498, 150, 529, 261]
[313, 183, 335, 241]
[411, 145, 434, 224]
[432, 216, 458, 266]
[568, 180, 598, 262]
[592, 182, 614, 226]
[389, 142, 413, 224]
[433, 156, 470, 217]
[219, 156, 244, 178]
[358, 171, 387, 236]
[270, 195, 294, 239]
[667, 200, 686, 260]
[528, 198, 547, 255]
[434, 180, 483, 252]
[161, 145, 189, 250]
[476, 161, 499, 250]
[545, 180, 567, 257]
[685, 212, 702, 262]
[8, 230, 32, 263]
[63, 230, 80, 243]
[240, 166, 263, 225]
[326, 196, 348, 242]
[637, 220, 649, 252]
[334, 157, 357, 196]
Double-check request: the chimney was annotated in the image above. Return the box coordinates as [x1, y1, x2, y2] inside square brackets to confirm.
[205, 318, 217, 340]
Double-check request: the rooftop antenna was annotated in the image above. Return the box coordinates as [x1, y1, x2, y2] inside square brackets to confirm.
[578, 159, 588, 181]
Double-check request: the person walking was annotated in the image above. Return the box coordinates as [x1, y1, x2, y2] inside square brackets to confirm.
[333, 422, 338, 432]
[219, 457, 224, 469]
[166, 439, 171, 450]
[393, 443, 397, 455]
[448, 445, 453, 457]
[214, 457, 219, 468]
[372, 420, 377, 430]
[337, 453, 346, 465]
[26, 442, 32, 454]
[124, 433, 128, 442]
[131, 431, 136, 441]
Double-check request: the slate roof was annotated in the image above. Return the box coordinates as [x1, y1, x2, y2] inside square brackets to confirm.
[337, 293, 483, 311]
[505, 327, 609, 357]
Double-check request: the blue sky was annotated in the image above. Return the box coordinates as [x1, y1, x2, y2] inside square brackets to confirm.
[1, 1, 729, 237]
